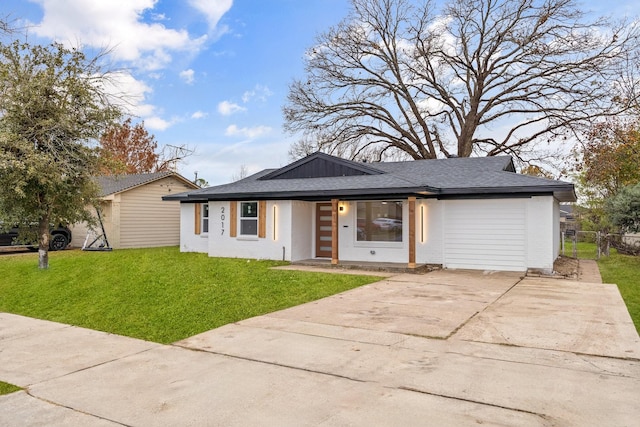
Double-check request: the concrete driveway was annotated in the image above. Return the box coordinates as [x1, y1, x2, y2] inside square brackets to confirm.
[1, 269, 639, 426]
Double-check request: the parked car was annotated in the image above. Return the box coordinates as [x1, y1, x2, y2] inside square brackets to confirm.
[0, 225, 72, 251]
[372, 218, 402, 230]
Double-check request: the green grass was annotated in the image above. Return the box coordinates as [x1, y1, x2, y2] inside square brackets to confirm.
[0, 247, 382, 344]
[598, 253, 640, 333]
[561, 241, 599, 259]
[574, 242, 640, 333]
[0, 381, 21, 395]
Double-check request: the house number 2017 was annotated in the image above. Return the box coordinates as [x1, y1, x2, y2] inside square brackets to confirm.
[220, 206, 225, 235]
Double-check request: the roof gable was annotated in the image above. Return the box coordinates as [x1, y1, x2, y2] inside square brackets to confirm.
[259, 152, 383, 180]
[98, 171, 198, 196]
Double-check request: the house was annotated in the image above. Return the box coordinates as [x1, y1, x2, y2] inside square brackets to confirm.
[164, 153, 576, 273]
[71, 171, 200, 249]
[559, 203, 577, 233]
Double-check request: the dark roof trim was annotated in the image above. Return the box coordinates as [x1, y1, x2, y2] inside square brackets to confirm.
[440, 185, 572, 193]
[183, 187, 433, 202]
[165, 186, 574, 203]
[258, 152, 383, 180]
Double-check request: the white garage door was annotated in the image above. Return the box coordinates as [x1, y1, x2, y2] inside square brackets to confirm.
[443, 199, 526, 271]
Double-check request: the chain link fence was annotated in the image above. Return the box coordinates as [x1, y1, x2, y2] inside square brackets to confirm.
[561, 230, 640, 259]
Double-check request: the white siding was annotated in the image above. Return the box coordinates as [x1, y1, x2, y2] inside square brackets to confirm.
[290, 201, 313, 261]
[443, 199, 527, 271]
[416, 199, 444, 265]
[553, 199, 560, 259]
[526, 196, 556, 272]
[179, 203, 208, 253]
[208, 200, 293, 261]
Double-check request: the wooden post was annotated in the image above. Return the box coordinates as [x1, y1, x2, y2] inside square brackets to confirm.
[331, 199, 339, 265]
[258, 200, 267, 238]
[408, 197, 416, 269]
[194, 202, 201, 235]
[229, 201, 237, 237]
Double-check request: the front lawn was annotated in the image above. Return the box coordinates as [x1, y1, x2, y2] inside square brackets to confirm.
[574, 242, 640, 333]
[0, 247, 382, 343]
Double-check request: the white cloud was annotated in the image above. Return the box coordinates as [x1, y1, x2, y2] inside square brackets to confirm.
[416, 97, 446, 115]
[191, 111, 208, 119]
[242, 84, 273, 103]
[180, 69, 195, 84]
[225, 124, 272, 139]
[217, 100, 247, 116]
[145, 116, 172, 131]
[189, 0, 233, 30]
[31, 0, 209, 71]
[100, 71, 179, 131]
[102, 71, 155, 116]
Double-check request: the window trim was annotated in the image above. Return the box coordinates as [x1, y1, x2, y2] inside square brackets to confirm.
[201, 203, 209, 234]
[239, 201, 259, 237]
[355, 200, 404, 244]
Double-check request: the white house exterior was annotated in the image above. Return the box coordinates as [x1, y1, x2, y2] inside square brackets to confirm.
[166, 153, 575, 273]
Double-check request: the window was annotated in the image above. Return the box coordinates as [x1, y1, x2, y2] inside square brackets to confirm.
[202, 204, 209, 233]
[240, 201, 258, 236]
[356, 201, 403, 242]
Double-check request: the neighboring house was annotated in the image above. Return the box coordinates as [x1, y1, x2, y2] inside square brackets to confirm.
[164, 153, 577, 273]
[622, 233, 640, 248]
[71, 171, 200, 249]
[559, 203, 577, 233]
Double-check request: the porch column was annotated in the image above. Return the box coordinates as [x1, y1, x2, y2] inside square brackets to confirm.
[408, 197, 416, 269]
[331, 198, 339, 265]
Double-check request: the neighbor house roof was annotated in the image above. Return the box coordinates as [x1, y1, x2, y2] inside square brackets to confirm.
[164, 152, 576, 203]
[98, 171, 198, 197]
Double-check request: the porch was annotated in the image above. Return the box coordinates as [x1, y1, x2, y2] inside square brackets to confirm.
[291, 258, 436, 274]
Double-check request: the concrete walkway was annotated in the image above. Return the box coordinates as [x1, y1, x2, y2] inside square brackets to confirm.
[578, 259, 603, 283]
[1, 269, 639, 426]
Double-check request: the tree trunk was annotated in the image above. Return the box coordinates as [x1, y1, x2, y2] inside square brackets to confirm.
[38, 217, 50, 269]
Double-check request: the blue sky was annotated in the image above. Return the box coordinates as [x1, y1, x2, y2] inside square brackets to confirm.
[2, 0, 638, 185]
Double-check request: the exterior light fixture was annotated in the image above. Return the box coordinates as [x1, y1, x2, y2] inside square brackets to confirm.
[273, 205, 277, 240]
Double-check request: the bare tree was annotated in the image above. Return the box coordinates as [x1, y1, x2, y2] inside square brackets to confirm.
[284, 0, 640, 164]
[156, 144, 194, 172]
[231, 164, 249, 182]
[0, 15, 17, 35]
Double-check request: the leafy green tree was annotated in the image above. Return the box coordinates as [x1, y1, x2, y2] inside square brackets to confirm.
[572, 117, 640, 235]
[0, 40, 121, 268]
[607, 183, 640, 233]
[578, 118, 640, 199]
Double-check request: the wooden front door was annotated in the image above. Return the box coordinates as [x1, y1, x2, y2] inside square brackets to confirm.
[315, 203, 333, 258]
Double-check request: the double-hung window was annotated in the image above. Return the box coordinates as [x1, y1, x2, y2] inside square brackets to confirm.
[240, 201, 258, 236]
[202, 203, 209, 233]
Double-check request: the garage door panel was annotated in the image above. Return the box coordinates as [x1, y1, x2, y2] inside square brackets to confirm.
[444, 199, 526, 271]
[445, 230, 524, 238]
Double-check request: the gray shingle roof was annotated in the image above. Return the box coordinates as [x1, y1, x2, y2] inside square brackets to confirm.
[98, 171, 190, 196]
[164, 154, 576, 202]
